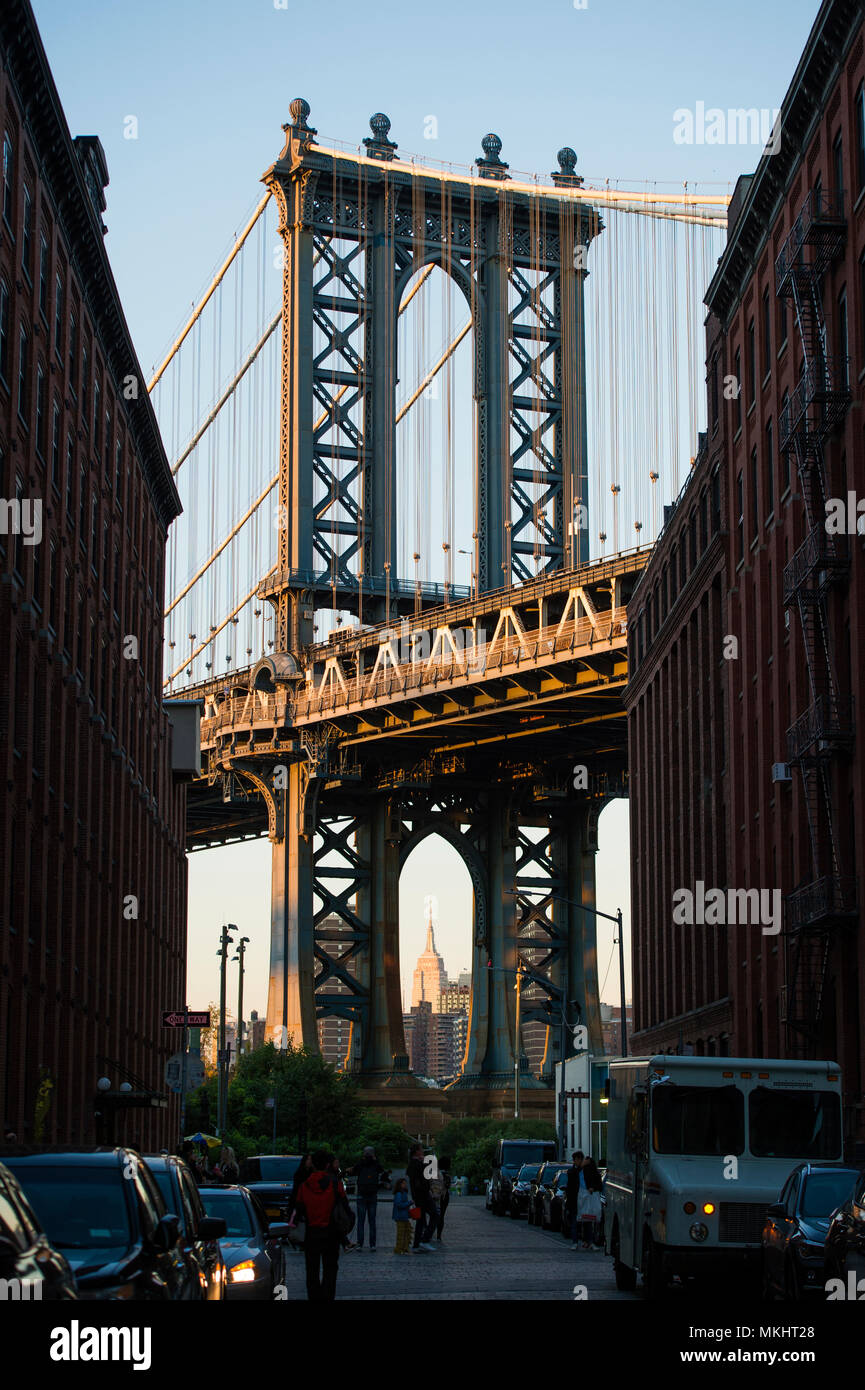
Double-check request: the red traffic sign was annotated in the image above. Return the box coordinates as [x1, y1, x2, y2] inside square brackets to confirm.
[163, 1010, 210, 1028]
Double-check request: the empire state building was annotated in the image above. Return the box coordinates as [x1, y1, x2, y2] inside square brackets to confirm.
[411, 901, 447, 1010]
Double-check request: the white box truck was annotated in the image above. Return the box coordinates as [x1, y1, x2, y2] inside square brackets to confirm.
[604, 1055, 843, 1295]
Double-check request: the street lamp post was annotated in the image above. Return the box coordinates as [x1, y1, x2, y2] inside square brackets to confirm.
[233, 936, 250, 1065]
[216, 922, 238, 1137]
[512, 889, 627, 1057]
[485, 958, 529, 1119]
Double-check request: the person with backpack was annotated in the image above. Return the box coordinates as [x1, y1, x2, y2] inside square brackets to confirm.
[576, 1156, 604, 1250]
[564, 1150, 585, 1248]
[295, 1149, 349, 1300]
[347, 1144, 387, 1252]
[391, 1177, 412, 1255]
[432, 1164, 451, 1241]
[407, 1142, 437, 1252]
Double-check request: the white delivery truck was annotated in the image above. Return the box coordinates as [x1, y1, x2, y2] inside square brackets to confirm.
[604, 1055, 843, 1295]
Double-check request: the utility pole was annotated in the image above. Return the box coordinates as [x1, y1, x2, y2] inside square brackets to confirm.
[514, 961, 523, 1120]
[216, 923, 237, 1137]
[615, 908, 628, 1057]
[233, 936, 250, 1066]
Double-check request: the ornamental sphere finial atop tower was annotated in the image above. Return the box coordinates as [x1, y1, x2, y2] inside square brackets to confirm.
[289, 97, 311, 128]
[551, 146, 583, 187]
[363, 111, 398, 160]
[477, 132, 510, 180]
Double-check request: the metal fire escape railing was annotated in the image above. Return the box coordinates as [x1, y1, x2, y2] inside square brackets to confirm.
[775, 184, 855, 1049]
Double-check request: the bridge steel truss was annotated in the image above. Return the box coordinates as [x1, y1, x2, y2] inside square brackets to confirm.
[260, 100, 602, 656]
[190, 549, 646, 1090]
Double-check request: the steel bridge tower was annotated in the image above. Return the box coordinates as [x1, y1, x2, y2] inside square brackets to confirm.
[238, 101, 621, 1099]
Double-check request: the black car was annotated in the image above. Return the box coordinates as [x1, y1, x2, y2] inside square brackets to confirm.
[236, 1154, 303, 1224]
[823, 1166, 865, 1299]
[0, 1159, 77, 1300]
[527, 1163, 567, 1228]
[762, 1161, 860, 1300]
[489, 1140, 557, 1216]
[146, 1154, 227, 1300]
[509, 1163, 544, 1219]
[544, 1169, 571, 1235]
[5, 1148, 189, 1300]
[199, 1185, 289, 1300]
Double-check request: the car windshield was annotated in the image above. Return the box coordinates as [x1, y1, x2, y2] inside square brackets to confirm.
[540, 1169, 561, 1188]
[199, 1191, 254, 1237]
[517, 1165, 541, 1182]
[9, 1166, 131, 1249]
[749, 1089, 842, 1159]
[799, 1170, 858, 1219]
[652, 1084, 745, 1155]
[244, 1157, 301, 1183]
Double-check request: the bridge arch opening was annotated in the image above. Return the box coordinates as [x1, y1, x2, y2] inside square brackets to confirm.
[398, 829, 476, 1086]
[395, 262, 476, 601]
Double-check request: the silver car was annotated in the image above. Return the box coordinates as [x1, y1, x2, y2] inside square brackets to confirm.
[198, 1185, 289, 1300]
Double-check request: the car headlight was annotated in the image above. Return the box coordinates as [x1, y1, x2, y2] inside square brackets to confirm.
[797, 1241, 824, 1259]
[689, 1223, 709, 1242]
[229, 1260, 257, 1283]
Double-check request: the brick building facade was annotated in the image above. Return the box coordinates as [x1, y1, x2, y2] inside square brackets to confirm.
[626, 0, 865, 1146]
[0, 0, 186, 1147]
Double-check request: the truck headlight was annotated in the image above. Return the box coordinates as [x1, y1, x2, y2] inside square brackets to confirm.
[689, 1222, 709, 1242]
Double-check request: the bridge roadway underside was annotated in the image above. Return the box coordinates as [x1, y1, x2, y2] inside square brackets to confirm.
[182, 552, 645, 1107]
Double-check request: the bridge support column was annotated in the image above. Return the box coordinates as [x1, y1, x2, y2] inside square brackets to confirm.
[357, 798, 407, 1077]
[265, 764, 318, 1050]
[460, 797, 517, 1083]
[565, 803, 604, 1054]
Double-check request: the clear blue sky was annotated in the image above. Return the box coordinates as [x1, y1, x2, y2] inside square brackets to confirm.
[32, 0, 822, 1023]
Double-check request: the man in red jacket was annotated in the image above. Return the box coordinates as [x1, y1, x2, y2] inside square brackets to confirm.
[297, 1149, 345, 1300]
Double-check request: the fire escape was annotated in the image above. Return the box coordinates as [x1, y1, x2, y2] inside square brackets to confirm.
[775, 185, 857, 1054]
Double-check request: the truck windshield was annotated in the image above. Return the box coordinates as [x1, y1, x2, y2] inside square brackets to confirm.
[652, 1084, 744, 1155]
[500, 1143, 552, 1166]
[749, 1089, 841, 1159]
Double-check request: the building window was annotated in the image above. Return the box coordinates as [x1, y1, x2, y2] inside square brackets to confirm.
[38, 233, 48, 318]
[68, 313, 77, 391]
[63, 565, 72, 654]
[51, 401, 61, 489]
[711, 354, 719, 430]
[750, 447, 759, 540]
[13, 474, 25, 576]
[736, 472, 744, 563]
[781, 391, 790, 492]
[54, 274, 64, 359]
[93, 380, 101, 451]
[21, 186, 32, 279]
[857, 83, 865, 195]
[2, 133, 13, 226]
[66, 437, 75, 519]
[762, 287, 771, 378]
[733, 347, 742, 431]
[35, 363, 46, 458]
[838, 284, 849, 389]
[17, 325, 28, 421]
[833, 130, 844, 209]
[81, 345, 89, 419]
[79, 463, 88, 536]
[104, 410, 112, 472]
[115, 438, 123, 504]
[747, 319, 756, 403]
[0, 280, 9, 382]
[765, 418, 774, 519]
[90, 493, 99, 569]
[48, 541, 58, 630]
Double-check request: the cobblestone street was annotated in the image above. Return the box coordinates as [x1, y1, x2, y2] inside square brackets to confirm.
[279, 1196, 639, 1300]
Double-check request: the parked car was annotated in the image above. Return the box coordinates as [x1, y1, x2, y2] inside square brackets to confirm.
[823, 1166, 865, 1297]
[146, 1154, 227, 1300]
[236, 1154, 303, 1224]
[0, 1158, 77, 1300]
[198, 1184, 290, 1300]
[4, 1149, 189, 1300]
[509, 1163, 544, 1219]
[762, 1161, 860, 1300]
[527, 1163, 567, 1228]
[544, 1168, 571, 1235]
[489, 1139, 556, 1216]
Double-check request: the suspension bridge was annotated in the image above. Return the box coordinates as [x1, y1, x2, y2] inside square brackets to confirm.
[153, 100, 730, 1115]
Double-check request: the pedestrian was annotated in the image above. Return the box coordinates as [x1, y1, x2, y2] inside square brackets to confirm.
[431, 1163, 450, 1241]
[329, 1154, 357, 1252]
[564, 1150, 585, 1249]
[578, 1156, 604, 1250]
[347, 1144, 387, 1252]
[215, 1145, 238, 1183]
[407, 1142, 437, 1252]
[295, 1149, 345, 1301]
[391, 1177, 412, 1255]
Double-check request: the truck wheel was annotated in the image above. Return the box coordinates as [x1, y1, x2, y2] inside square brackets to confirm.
[612, 1227, 638, 1293]
[641, 1233, 665, 1299]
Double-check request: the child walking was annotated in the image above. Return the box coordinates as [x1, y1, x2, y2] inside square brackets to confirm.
[392, 1177, 412, 1254]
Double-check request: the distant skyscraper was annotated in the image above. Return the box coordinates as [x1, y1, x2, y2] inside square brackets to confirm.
[411, 900, 447, 1010]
